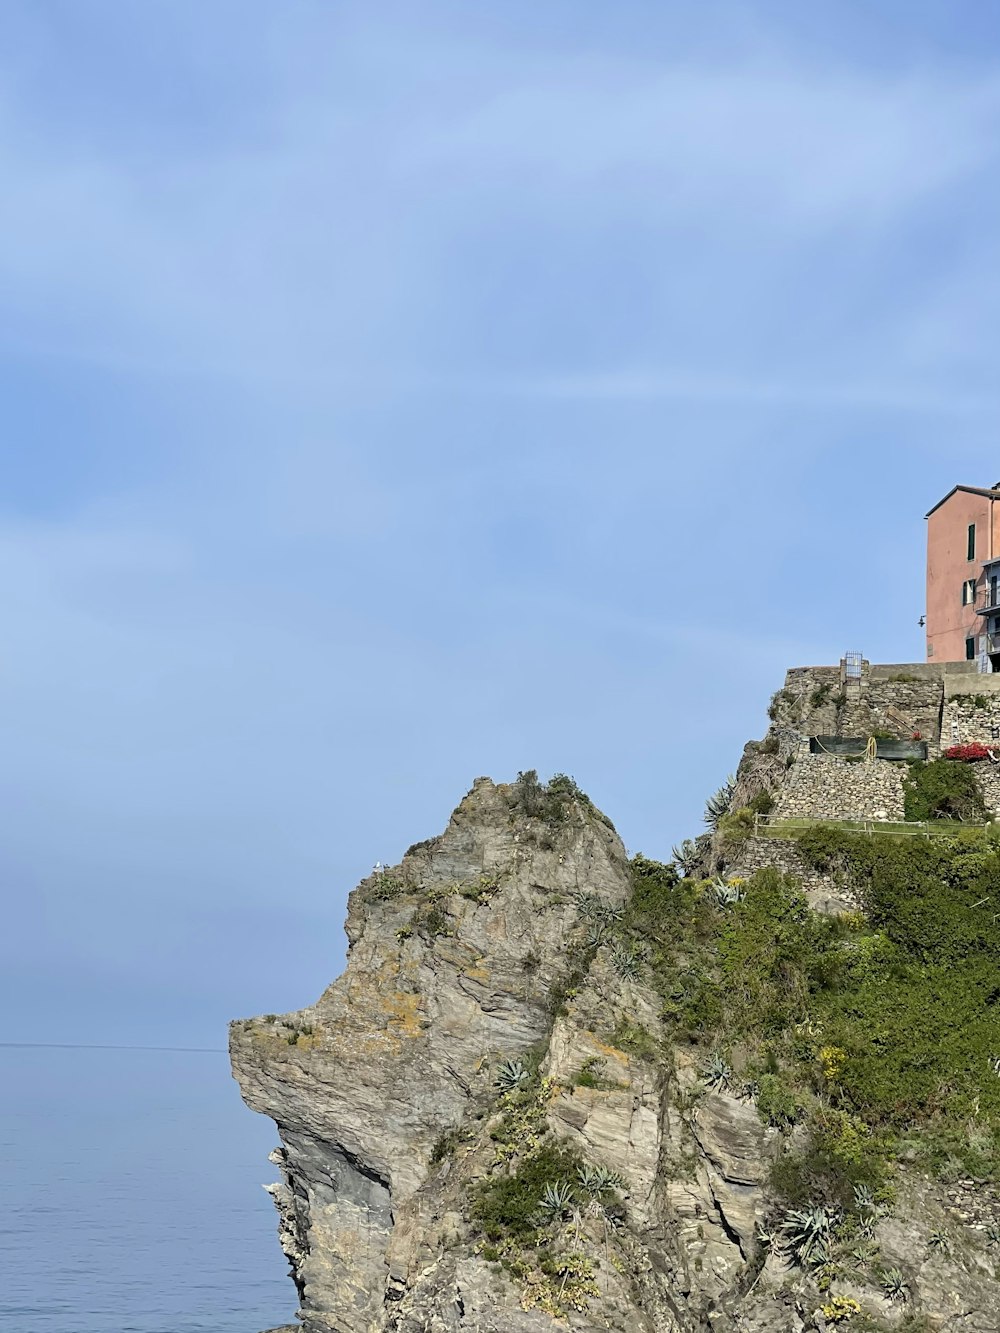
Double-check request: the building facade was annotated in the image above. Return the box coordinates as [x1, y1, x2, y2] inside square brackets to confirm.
[926, 484, 1000, 669]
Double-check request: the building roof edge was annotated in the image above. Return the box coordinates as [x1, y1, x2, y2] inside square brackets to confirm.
[925, 485, 1000, 519]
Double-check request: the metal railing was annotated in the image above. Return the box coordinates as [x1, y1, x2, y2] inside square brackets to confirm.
[752, 813, 993, 840]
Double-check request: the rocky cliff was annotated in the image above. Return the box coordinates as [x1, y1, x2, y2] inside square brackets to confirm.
[231, 754, 1000, 1332]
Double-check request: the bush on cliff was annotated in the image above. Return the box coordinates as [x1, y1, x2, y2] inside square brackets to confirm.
[624, 841, 1000, 1183]
[902, 758, 987, 822]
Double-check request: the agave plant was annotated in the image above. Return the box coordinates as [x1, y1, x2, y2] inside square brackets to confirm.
[495, 1058, 529, 1092]
[576, 1163, 624, 1196]
[710, 876, 745, 907]
[928, 1228, 949, 1252]
[986, 1224, 1000, 1247]
[670, 839, 703, 879]
[780, 1205, 837, 1267]
[575, 893, 623, 923]
[849, 1238, 879, 1268]
[586, 921, 610, 948]
[755, 1223, 774, 1249]
[536, 1180, 575, 1220]
[880, 1268, 907, 1303]
[701, 1052, 733, 1091]
[703, 775, 736, 831]
[853, 1183, 876, 1213]
[574, 892, 606, 920]
[610, 945, 642, 981]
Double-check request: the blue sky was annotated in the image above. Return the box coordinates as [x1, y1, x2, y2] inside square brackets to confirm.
[3, 1, 1000, 1044]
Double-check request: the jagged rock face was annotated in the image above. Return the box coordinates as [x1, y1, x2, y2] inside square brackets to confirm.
[232, 776, 1000, 1333]
[232, 777, 634, 1331]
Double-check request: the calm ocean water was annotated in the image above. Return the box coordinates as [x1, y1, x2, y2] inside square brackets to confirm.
[1, 1047, 292, 1333]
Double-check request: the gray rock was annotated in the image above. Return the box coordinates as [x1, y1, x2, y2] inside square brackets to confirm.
[232, 771, 1000, 1332]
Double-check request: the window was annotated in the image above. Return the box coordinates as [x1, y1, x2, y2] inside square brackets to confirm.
[969, 523, 977, 560]
[963, 579, 977, 605]
[967, 636, 977, 660]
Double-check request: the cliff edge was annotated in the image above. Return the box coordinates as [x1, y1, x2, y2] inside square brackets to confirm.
[232, 691, 1000, 1333]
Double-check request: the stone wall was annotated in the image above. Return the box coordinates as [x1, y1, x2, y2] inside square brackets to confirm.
[974, 763, 1000, 818]
[772, 754, 906, 822]
[726, 836, 857, 914]
[863, 679, 943, 755]
[941, 692, 1000, 751]
[773, 666, 943, 753]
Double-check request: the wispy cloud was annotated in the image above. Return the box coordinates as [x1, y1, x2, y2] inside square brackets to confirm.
[0, 29, 999, 393]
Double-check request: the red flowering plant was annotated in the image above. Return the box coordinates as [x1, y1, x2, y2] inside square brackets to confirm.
[943, 742, 993, 762]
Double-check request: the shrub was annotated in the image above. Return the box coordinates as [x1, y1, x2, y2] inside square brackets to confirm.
[770, 1110, 889, 1214]
[510, 770, 594, 823]
[755, 1073, 804, 1128]
[430, 1129, 462, 1164]
[717, 806, 755, 845]
[903, 758, 987, 822]
[471, 1144, 582, 1242]
[748, 789, 775, 817]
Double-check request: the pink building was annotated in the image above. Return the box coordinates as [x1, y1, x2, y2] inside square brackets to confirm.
[926, 484, 1000, 669]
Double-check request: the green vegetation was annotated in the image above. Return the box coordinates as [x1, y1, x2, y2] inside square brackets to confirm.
[768, 687, 794, 721]
[508, 769, 600, 824]
[703, 775, 735, 830]
[810, 681, 836, 709]
[903, 758, 987, 822]
[572, 1056, 627, 1091]
[430, 1128, 463, 1164]
[748, 789, 774, 817]
[615, 839, 1000, 1212]
[473, 1142, 584, 1243]
[469, 1058, 626, 1318]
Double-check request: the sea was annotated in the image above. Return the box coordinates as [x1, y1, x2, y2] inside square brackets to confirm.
[1, 1046, 292, 1333]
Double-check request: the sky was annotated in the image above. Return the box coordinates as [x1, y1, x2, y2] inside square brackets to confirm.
[3, 0, 1000, 1046]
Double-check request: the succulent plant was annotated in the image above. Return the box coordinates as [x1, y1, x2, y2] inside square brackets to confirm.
[703, 776, 736, 830]
[849, 1239, 879, 1267]
[928, 1228, 949, 1252]
[880, 1267, 907, 1302]
[701, 1052, 733, 1091]
[576, 1163, 624, 1196]
[586, 921, 610, 948]
[610, 945, 642, 981]
[536, 1180, 575, 1219]
[710, 876, 745, 907]
[574, 892, 605, 920]
[780, 1205, 837, 1267]
[495, 1058, 529, 1091]
[853, 1183, 876, 1213]
[671, 839, 703, 878]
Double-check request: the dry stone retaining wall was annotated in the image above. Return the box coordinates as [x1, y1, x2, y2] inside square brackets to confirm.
[727, 836, 857, 914]
[772, 754, 905, 822]
[942, 693, 1000, 751]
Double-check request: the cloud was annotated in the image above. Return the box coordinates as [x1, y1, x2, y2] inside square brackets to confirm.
[0, 22, 998, 392]
[408, 64, 1000, 227]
